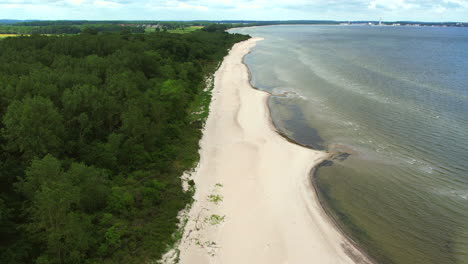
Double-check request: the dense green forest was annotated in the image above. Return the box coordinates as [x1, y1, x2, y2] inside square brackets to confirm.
[0, 30, 249, 263]
[0, 24, 145, 34]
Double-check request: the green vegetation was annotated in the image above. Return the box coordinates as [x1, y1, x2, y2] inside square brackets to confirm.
[0, 20, 253, 37]
[0, 34, 24, 39]
[0, 21, 230, 36]
[146, 26, 204, 34]
[207, 194, 223, 204]
[0, 30, 249, 263]
[0, 24, 145, 35]
[168, 26, 204, 34]
[204, 214, 225, 225]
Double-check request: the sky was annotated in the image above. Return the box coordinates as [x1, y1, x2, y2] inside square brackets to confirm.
[0, 0, 467, 22]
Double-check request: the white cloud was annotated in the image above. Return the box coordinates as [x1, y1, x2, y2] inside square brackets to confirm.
[177, 2, 208, 11]
[93, 0, 122, 8]
[0, 0, 467, 21]
[367, 0, 416, 10]
[66, 0, 85, 4]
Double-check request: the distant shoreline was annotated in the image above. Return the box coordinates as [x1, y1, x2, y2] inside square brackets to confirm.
[229, 23, 468, 31]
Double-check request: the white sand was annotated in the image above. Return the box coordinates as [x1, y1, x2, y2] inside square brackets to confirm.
[175, 38, 372, 264]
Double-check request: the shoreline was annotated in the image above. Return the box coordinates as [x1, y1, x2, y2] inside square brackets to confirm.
[243, 39, 377, 264]
[229, 24, 345, 31]
[310, 163, 378, 264]
[242, 53, 328, 151]
[173, 38, 373, 264]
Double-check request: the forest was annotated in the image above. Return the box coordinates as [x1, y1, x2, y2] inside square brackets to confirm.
[0, 24, 145, 35]
[0, 30, 249, 263]
[0, 21, 240, 35]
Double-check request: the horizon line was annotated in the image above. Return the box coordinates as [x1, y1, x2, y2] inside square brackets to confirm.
[1, 19, 467, 23]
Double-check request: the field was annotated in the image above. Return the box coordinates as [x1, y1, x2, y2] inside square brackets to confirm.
[169, 26, 203, 34]
[0, 34, 24, 38]
[0, 34, 59, 39]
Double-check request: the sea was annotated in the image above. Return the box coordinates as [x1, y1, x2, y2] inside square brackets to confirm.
[230, 25, 468, 264]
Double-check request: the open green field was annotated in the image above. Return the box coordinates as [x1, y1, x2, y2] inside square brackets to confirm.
[0, 34, 25, 38]
[169, 26, 203, 33]
[0, 34, 58, 39]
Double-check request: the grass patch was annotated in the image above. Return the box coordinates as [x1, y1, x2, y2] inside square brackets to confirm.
[188, 77, 213, 124]
[204, 214, 225, 225]
[0, 34, 25, 39]
[168, 26, 204, 34]
[207, 194, 223, 204]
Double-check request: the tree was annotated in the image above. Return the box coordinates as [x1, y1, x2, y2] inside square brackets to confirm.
[2, 96, 64, 159]
[82, 27, 98, 35]
[201, 23, 228, 32]
[17, 156, 101, 264]
[0, 29, 250, 263]
[61, 84, 111, 142]
[66, 162, 110, 213]
[160, 79, 189, 120]
[0, 198, 11, 234]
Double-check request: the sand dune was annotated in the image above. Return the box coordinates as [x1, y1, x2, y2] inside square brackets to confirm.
[174, 38, 372, 264]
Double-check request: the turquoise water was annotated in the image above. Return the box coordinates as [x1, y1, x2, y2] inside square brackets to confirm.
[230, 25, 468, 264]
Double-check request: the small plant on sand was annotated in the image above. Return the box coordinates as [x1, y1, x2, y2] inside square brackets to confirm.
[215, 183, 223, 188]
[207, 194, 223, 204]
[193, 238, 202, 246]
[204, 214, 225, 225]
[205, 241, 217, 247]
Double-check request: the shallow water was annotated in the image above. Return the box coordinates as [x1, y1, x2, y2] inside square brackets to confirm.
[231, 25, 468, 264]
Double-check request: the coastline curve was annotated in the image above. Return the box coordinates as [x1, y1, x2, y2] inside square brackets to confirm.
[242, 38, 377, 264]
[174, 37, 374, 264]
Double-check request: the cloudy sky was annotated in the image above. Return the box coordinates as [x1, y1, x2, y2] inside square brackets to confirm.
[1, 0, 467, 22]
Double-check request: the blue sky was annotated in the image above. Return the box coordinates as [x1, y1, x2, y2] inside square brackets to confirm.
[1, 0, 467, 22]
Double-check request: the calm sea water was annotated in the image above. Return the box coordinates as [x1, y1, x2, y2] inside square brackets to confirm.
[230, 25, 468, 264]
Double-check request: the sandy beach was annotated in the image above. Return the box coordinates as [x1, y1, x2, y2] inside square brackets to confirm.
[173, 38, 372, 264]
